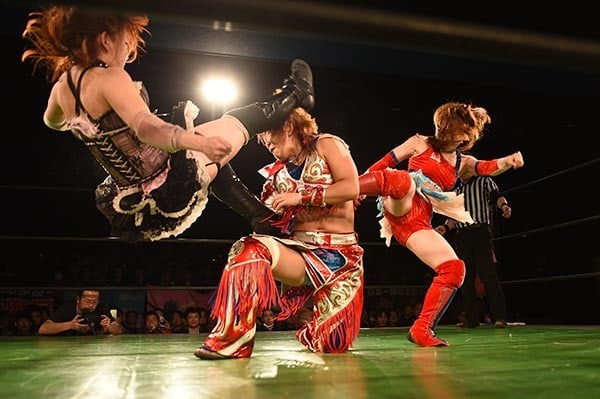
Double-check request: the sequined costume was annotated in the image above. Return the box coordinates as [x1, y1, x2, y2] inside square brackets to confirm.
[65, 64, 210, 242]
[196, 135, 364, 358]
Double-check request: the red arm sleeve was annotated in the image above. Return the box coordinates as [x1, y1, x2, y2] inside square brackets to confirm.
[367, 151, 400, 172]
[475, 159, 501, 176]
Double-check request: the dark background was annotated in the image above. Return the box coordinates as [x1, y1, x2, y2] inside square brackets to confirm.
[1, 1, 599, 323]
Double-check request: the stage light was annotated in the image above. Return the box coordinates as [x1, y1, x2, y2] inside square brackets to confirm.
[201, 77, 238, 106]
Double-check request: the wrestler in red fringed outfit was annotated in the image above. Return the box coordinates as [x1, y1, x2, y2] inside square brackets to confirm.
[195, 103, 364, 359]
[359, 101, 524, 347]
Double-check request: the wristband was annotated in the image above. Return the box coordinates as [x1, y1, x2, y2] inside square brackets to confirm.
[300, 186, 327, 207]
[475, 159, 500, 176]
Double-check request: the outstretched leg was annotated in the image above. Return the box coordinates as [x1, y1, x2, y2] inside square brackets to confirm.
[209, 164, 281, 236]
[170, 104, 281, 236]
[224, 59, 314, 140]
[408, 259, 465, 347]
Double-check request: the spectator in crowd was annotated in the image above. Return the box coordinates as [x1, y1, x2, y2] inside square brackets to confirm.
[143, 311, 170, 334]
[399, 303, 416, 327]
[374, 309, 390, 328]
[122, 310, 141, 334]
[169, 310, 187, 333]
[38, 290, 122, 336]
[182, 307, 202, 334]
[27, 304, 47, 332]
[8, 311, 38, 336]
[388, 308, 401, 327]
[257, 308, 285, 331]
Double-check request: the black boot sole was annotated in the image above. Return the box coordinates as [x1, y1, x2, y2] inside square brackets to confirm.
[290, 59, 315, 111]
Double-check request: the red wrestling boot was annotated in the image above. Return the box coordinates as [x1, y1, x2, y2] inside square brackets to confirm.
[194, 237, 280, 360]
[408, 259, 465, 347]
[359, 169, 412, 198]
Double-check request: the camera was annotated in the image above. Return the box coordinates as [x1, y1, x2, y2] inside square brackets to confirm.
[80, 309, 104, 325]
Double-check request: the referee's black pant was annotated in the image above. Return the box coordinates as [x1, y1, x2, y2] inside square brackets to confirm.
[449, 224, 507, 327]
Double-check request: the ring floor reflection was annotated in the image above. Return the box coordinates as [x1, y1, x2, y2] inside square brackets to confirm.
[1, 325, 598, 399]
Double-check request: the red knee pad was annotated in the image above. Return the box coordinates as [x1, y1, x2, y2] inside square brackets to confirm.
[434, 259, 465, 288]
[381, 169, 411, 199]
[359, 170, 411, 199]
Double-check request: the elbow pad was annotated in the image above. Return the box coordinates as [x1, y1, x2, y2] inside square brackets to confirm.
[132, 111, 183, 153]
[475, 159, 500, 176]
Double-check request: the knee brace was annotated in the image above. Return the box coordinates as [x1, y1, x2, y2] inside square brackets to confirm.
[359, 169, 411, 199]
[434, 259, 465, 288]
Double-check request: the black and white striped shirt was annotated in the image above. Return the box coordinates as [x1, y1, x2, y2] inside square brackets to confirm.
[454, 176, 500, 229]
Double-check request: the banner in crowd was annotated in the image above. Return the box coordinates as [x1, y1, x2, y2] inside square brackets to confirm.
[364, 285, 427, 308]
[0, 289, 55, 315]
[146, 288, 215, 315]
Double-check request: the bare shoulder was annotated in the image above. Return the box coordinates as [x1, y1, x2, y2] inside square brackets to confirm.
[101, 67, 136, 86]
[461, 154, 477, 164]
[412, 133, 429, 143]
[397, 133, 428, 155]
[316, 133, 351, 154]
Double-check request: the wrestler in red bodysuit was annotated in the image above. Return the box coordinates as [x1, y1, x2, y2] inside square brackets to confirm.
[359, 101, 524, 347]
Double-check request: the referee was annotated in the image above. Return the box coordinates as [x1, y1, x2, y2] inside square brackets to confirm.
[435, 175, 511, 328]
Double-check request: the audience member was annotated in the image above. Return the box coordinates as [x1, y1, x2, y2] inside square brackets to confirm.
[169, 310, 187, 333]
[257, 308, 285, 331]
[183, 307, 208, 334]
[27, 304, 46, 331]
[122, 310, 141, 333]
[388, 308, 401, 327]
[143, 311, 171, 334]
[38, 290, 122, 335]
[8, 311, 38, 336]
[374, 309, 390, 328]
[399, 304, 415, 327]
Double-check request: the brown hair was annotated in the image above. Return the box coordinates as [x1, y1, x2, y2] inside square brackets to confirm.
[429, 101, 492, 152]
[258, 107, 319, 147]
[22, 4, 149, 82]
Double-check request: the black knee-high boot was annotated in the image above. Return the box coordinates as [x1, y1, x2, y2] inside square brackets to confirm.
[170, 104, 281, 236]
[224, 59, 314, 138]
[210, 163, 281, 236]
